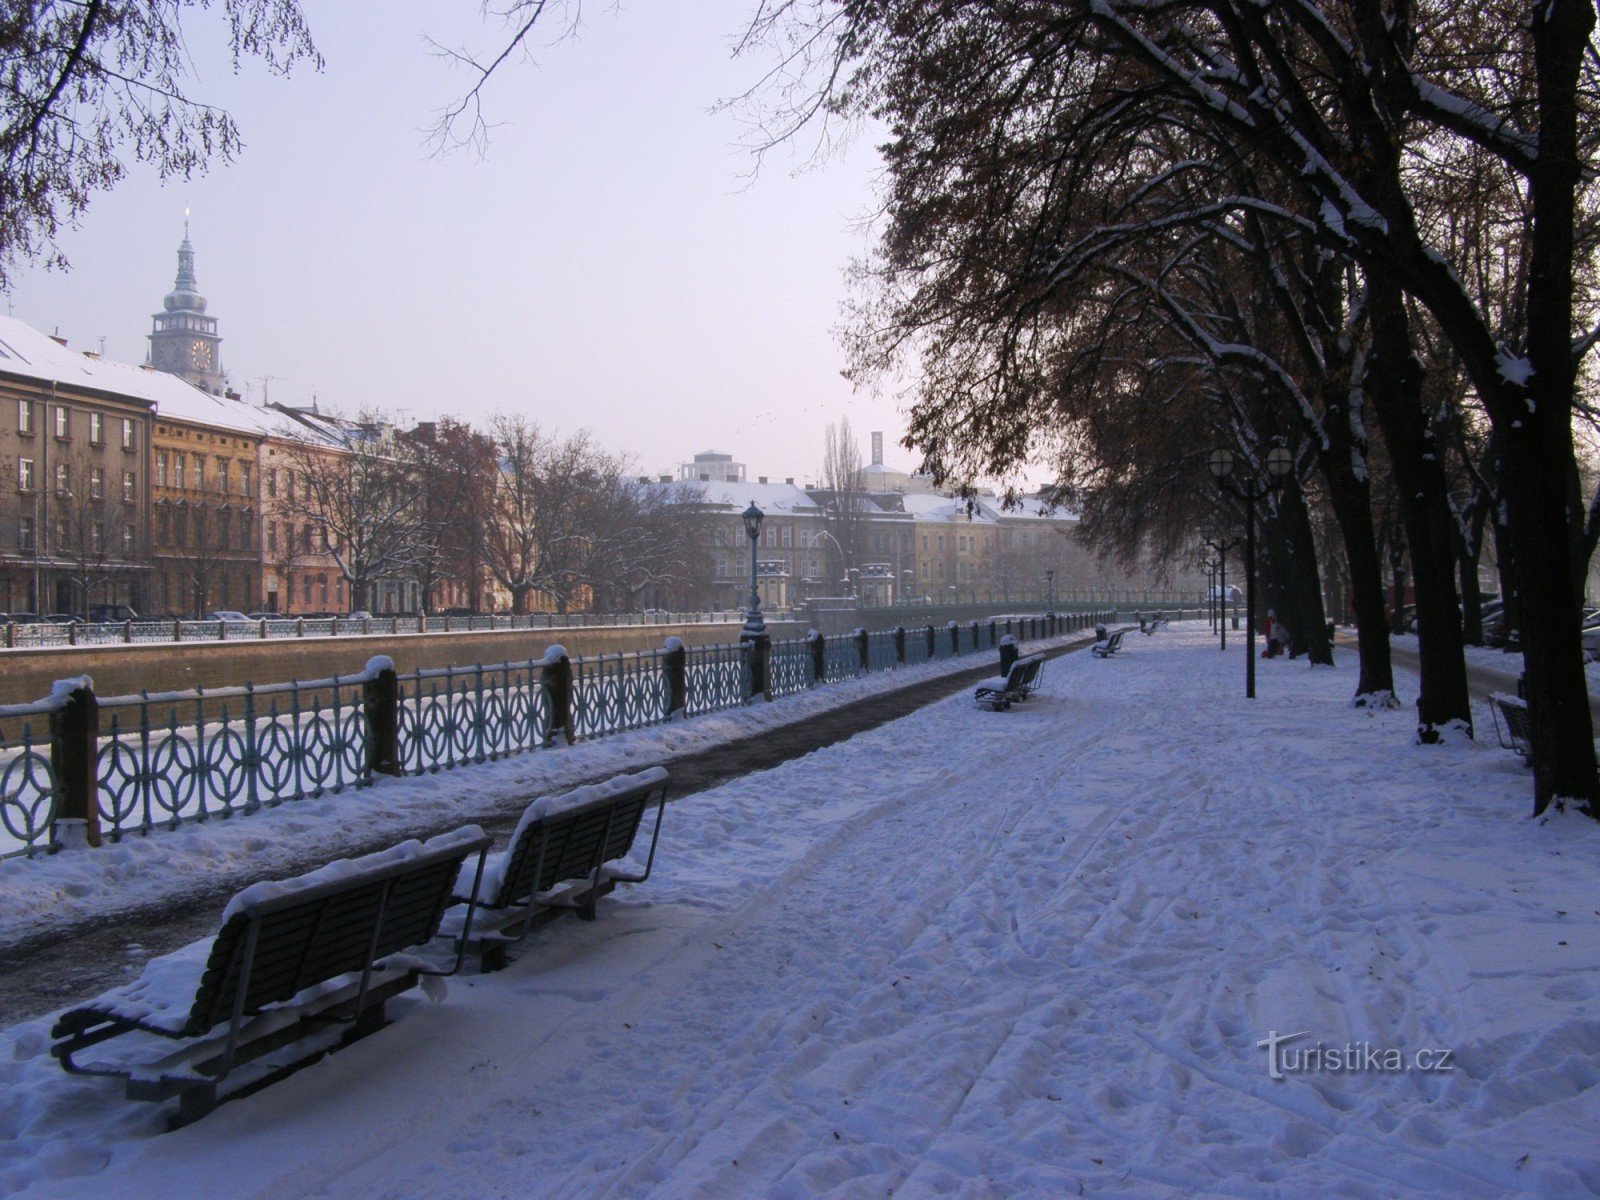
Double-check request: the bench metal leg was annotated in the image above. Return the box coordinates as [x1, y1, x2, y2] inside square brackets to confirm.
[169, 1082, 218, 1131]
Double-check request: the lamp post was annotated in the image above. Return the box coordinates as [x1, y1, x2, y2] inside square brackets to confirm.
[1045, 567, 1056, 618]
[1208, 446, 1294, 698]
[1202, 534, 1237, 651]
[741, 503, 766, 638]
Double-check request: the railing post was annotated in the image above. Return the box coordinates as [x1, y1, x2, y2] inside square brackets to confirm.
[894, 625, 906, 663]
[998, 634, 1019, 678]
[744, 634, 771, 701]
[987, 619, 997, 647]
[925, 624, 936, 659]
[948, 621, 959, 656]
[809, 629, 826, 683]
[663, 637, 688, 717]
[49, 678, 102, 848]
[259, 618, 268, 639]
[363, 658, 401, 778]
[970, 620, 979, 652]
[856, 627, 870, 673]
[296, 617, 306, 637]
[173, 619, 182, 643]
[541, 647, 574, 744]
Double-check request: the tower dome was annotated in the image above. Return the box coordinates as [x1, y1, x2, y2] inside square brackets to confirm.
[163, 233, 209, 313]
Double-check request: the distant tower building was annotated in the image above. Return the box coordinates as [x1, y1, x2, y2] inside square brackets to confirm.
[148, 219, 223, 392]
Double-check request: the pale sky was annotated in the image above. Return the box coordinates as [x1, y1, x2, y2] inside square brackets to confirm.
[2, 1, 916, 484]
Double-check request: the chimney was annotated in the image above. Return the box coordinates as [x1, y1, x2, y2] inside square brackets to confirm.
[758, 476, 768, 484]
[82, 350, 99, 360]
[659, 474, 671, 483]
[49, 334, 67, 348]
[786, 477, 794, 485]
[638, 476, 650, 484]
[872, 431, 884, 464]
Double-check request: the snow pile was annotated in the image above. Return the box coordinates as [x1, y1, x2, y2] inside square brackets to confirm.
[1, 625, 1597, 1197]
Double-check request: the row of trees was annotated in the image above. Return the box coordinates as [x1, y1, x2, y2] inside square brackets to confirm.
[274, 414, 706, 615]
[742, 0, 1598, 817]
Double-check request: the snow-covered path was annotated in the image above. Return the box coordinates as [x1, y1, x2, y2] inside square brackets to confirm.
[4, 625, 1598, 1198]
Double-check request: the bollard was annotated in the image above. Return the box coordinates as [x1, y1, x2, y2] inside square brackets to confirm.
[541, 648, 574, 744]
[808, 629, 826, 683]
[49, 679, 102, 848]
[857, 628, 870, 671]
[362, 660, 402, 777]
[948, 621, 959, 656]
[663, 637, 688, 716]
[998, 635, 1019, 678]
[894, 625, 907, 664]
[743, 633, 771, 701]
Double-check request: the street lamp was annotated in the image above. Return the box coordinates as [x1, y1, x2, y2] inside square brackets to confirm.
[1208, 446, 1294, 698]
[741, 502, 766, 638]
[1202, 532, 1238, 651]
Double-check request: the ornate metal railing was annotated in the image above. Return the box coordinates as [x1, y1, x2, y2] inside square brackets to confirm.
[0, 696, 61, 858]
[94, 675, 371, 842]
[2, 610, 1125, 858]
[397, 659, 551, 773]
[768, 638, 813, 700]
[570, 650, 673, 741]
[683, 642, 752, 717]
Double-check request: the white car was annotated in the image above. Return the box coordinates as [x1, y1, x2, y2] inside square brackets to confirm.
[209, 610, 251, 623]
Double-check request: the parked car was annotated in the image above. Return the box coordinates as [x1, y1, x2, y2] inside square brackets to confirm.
[346, 610, 374, 621]
[86, 603, 139, 623]
[7, 612, 44, 625]
[247, 612, 282, 621]
[43, 613, 84, 625]
[440, 607, 475, 617]
[209, 610, 250, 623]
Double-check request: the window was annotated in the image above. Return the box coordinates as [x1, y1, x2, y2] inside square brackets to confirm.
[89, 467, 104, 499]
[302, 575, 313, 604]
[54, 519, 66, 551]
[18, 517, 34, 552]
[18, 458, 34, 491]
[218, 460, 230, 494]
[17, 400, 33, 435]
[192, 456, 203, 490]
[173, 453, 185, 490]
[780, 526, 792, 548]
[53, 405, 68, 439]
[266, 467, 277, 498]
[156, 452, 167, 488]
[91, 522, 105, 554]
[54, 462, 69, 495]
[173, 507, 187, 546]
[239, 463, 251, 497]
[158, 506, 171, 545]
[764, 526, 777, 547]
[267, 522, 278, 554]
[121, 418, 136, 451]
[89, 412, 103, 444]
[301, 524, 313, 554]
[123, 471, 136, 502]
[123, 524, 135, 555]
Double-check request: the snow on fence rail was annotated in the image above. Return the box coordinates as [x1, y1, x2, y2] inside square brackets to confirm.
[0, 611, 1122, 860]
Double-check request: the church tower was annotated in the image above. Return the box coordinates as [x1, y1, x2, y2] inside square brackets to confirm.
[148, 219, 223, 392]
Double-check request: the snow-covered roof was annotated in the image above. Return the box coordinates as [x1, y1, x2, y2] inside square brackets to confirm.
[0, 314, 193, 411]
[674, 480, 826, 517]
[899, 493, 995, 524]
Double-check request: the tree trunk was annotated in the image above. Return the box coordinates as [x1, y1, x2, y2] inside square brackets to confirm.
[1317, 375, 1395, 701]
[1366, 271, 1473, 741]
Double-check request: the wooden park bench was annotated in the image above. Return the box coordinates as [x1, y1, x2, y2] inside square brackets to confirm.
[973, 653, 1046, 711]
[450, 766, 669, 971]
[1489, 692, 1531, 759]
[1091, 629, 1126, 658]
[51, 825, 493, 1128]
[1140, 613, 1167, 635]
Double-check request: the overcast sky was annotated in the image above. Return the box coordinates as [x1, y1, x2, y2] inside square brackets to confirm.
[2, 1, 914, 484]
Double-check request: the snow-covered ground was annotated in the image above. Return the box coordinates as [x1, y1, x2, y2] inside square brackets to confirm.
[3, 624, 1599, 1198]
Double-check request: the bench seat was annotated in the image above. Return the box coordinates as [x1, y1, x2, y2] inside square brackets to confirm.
[974, 654, 1045, 711]
[52, 825, 491, 1127]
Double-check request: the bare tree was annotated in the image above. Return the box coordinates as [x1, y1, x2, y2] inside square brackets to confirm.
[276, 415, 424, 613]
[815, 418, 869, 590]
[0, 0, 320, 286]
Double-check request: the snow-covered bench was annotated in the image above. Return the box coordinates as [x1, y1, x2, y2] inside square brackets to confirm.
[1489, 692, 1531, 759]
[450, 767, 669, 971]
[51, 826, 493, 1128]
[1139, 613, 1167, 634]
[1091, 629, 1127, 658]
[973, 654, 1046, 711]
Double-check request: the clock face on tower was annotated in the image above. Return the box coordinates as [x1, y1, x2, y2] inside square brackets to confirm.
[189, 341, 213, 371]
